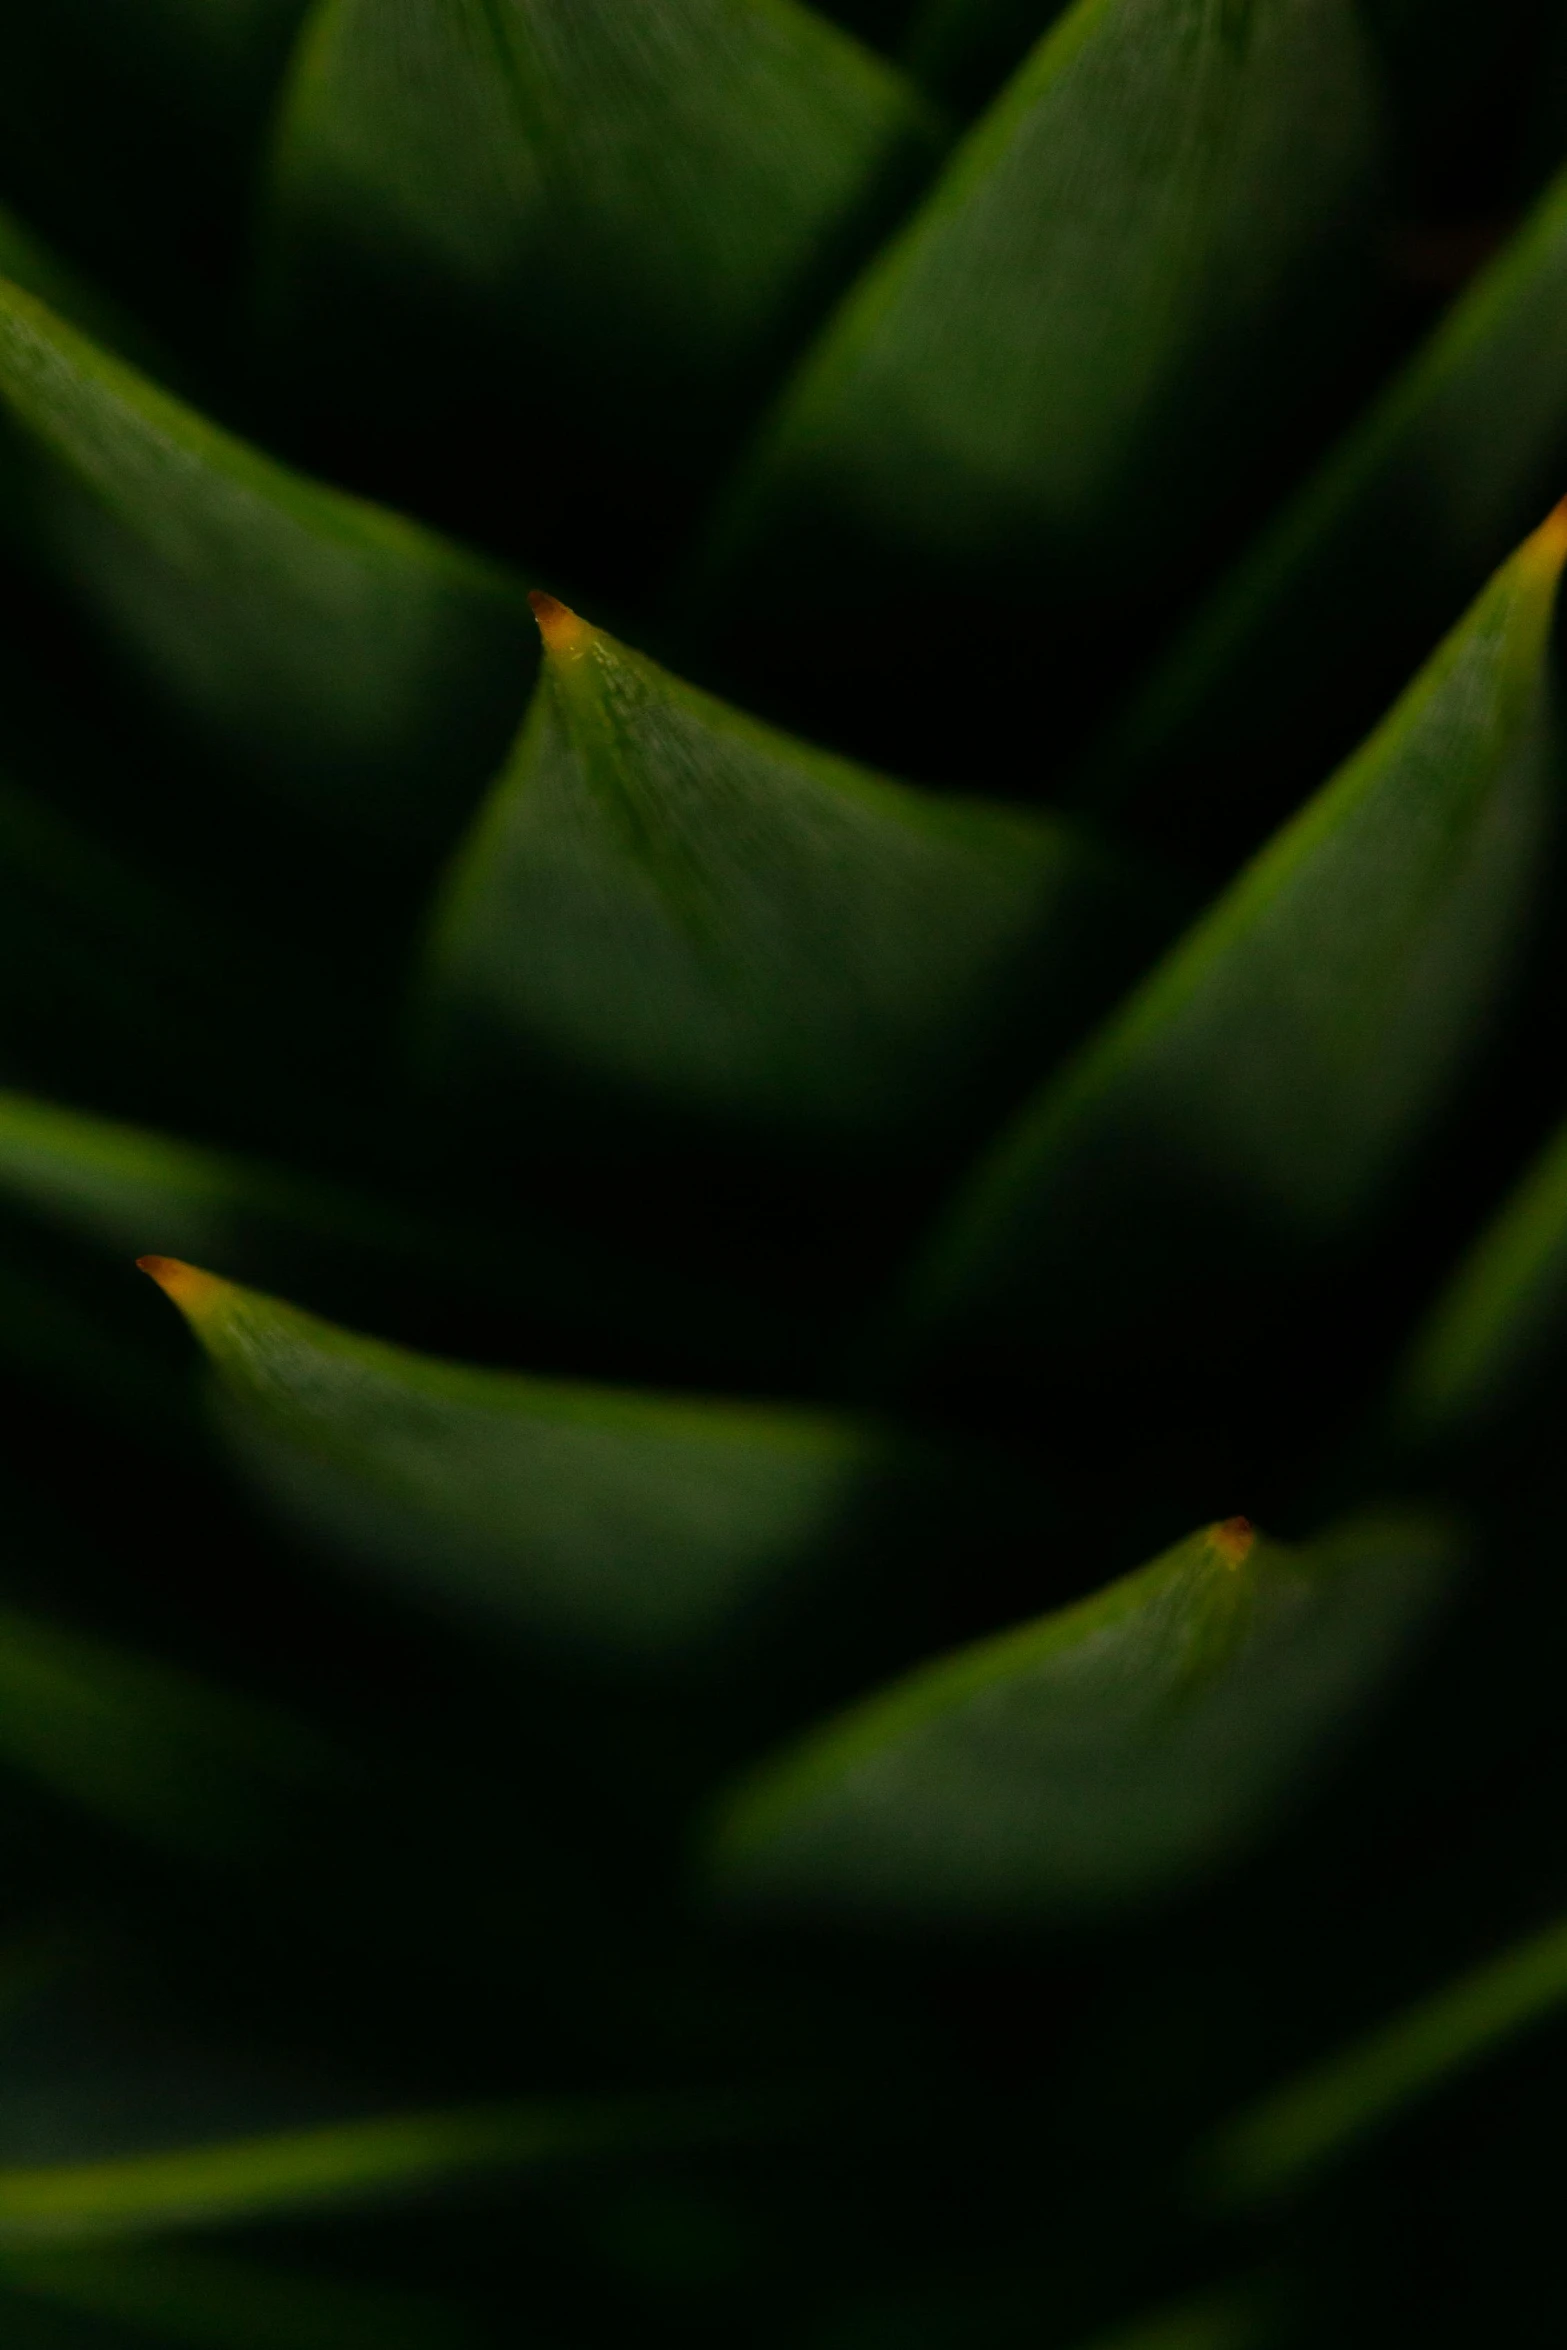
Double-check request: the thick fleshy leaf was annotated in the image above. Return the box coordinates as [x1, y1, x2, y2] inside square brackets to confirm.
[707, 1511, 1456, 1925]
[0, 2246, 478, 2350]
[1081, 159, 1567, 860]
[1387, 1114, 1567, 1466]
[901, 512, 1567, 1387]
[263, 0, 941, 477]
[1196, 1909, 1567, 2208]
[697, 0, 1377, 758]
[142, 1260, 902, 1664]
[421, 595, 1164, 1143]
[0, 278, 532, 840]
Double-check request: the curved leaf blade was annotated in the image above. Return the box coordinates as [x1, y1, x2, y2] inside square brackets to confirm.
[1195, 1910, 1567, 2209]
[0, 2098, 731, 2243]
[1083, 158, 1567, 858]
[0, 278, 532, 839]
[1387, 1113, 1567, 1466]
[707, 1511, 1456, 1926]
[0, 1597, 337, 1873]
[698, 0, 1377, 748]
[902, 509, 1567, 1385]
[421, 594, 1163, 1143]
[141, 1260, 900, 1664]
[264, 0, 940, 462]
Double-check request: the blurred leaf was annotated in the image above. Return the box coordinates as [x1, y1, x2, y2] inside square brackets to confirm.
[0, 1598, 333, 1872]
[0, 2098, 733, 2243]
[263, 0, 941, 485]
[1387, 1113, 1567, 1467]
[143, 1259, 902, 1665]
[901, 511, 1567, 1389]
[698, 0, 1378, 754]
[421, 594, 1165, 1143]
[0, 2, 311, 334]
[902, 0, 1071, 109]
[0, 2245, 481, 2350]
[707, 1511, 1456, 1926]
[0, 213, 164, 375]
[0, 278, 533, 841]
[1083, 156, 1567, 862]
[1195, 1908, 1567, 2209]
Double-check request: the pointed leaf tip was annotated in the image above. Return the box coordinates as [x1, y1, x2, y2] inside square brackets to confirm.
[1211, 1516, 1255, 1568]
[1526, 493, 1567, 572]
[527, 592, 593, 660]
[136, 1256, 226, 1316]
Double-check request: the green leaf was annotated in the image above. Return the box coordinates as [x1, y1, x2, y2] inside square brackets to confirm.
[1386, 1113, 1567, 1465]
[142, 1259, 902, 1665]
[263, 0, 941, 453]
[1081, 157, 1567, 859]
[1194, 1908, 1567, 2209]
[0, 2099, 731, 2243]
[0, 277, 533, 841]
[0, 1600, 333, 1873]
[706, 1510, 1457, 1926]
[420, 595, 1164, 1143]
[0, 212, 164, 374]
[0, 2245, 480, 2350]
[700, 0, 1377, 653]
[0, 3, 310, 326]
[901, 511, 1567, 1385]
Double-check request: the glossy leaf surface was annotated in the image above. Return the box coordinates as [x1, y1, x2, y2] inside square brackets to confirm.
[707, 0, 1376, 603]
[708, 1512, 1455, 1925]
[266, 0, 940, 452]
[0, 279, 532, 838]
[904, 513, 1567, 1383]
[1086, 159, 1567, 858]
[144, 1260, 899, 1663]
[423, 595, 1158, 1141]
[1197, 1909, 1567, 2208]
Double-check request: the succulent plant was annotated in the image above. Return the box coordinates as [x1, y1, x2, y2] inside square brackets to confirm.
[2, 1, 1567, 2343]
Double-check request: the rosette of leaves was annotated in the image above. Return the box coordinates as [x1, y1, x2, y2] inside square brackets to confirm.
[1, 2, 1567, 2345]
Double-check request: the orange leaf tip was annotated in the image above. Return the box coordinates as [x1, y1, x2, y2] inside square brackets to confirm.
[1525, 495, 1567, 573]
[1209, 1516, 1255, 1571]
[136, 1255, 228, 1317]
[528, 591, 593, 661]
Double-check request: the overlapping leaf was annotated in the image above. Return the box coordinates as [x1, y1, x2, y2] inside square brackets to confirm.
[901, 511, 1567, 1387]
[143, 1260, 903, 1664]
[699, 0, 1378, 739]
[1083, 157, 1567, 858]
[421, 595, 1164, 1143]
[264, 0, 941, 465]
[0, 279, 532, 839]
[708, 1511, 1456, 1925]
